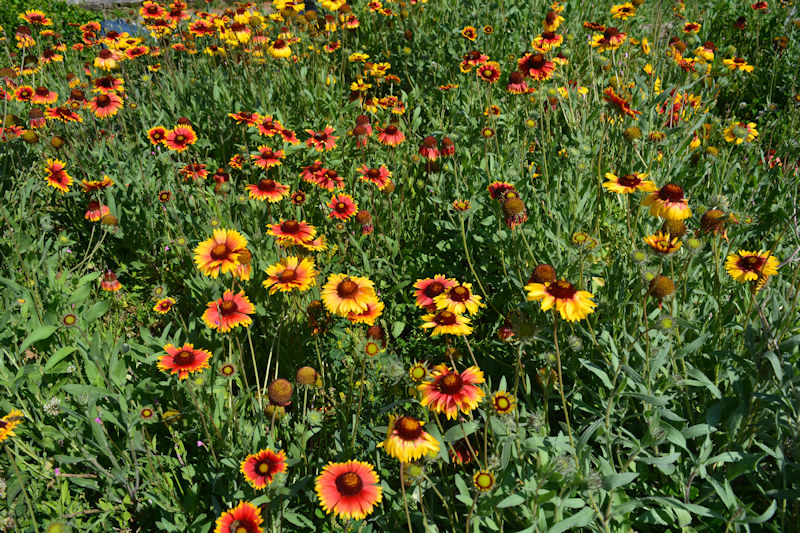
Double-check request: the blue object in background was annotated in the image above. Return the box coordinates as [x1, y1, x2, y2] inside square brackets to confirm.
[100, 18, 145, 36]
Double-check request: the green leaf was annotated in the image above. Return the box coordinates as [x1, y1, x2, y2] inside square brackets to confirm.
[19, 325, 57, 354]
[45, 346, 76, 372]
[602, 472, 639, 491]
[496, 494, 525, 508]
[444, 421, 478, 442]
[84, 300, 111, 323]
[391, 321, 406, 338]
[546, 507, 593, 533]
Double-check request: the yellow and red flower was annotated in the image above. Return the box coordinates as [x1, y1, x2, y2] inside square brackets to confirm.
[88, 93, 123, 119]
[347, 299, 384, 326]
[84, 200, 110, 221]
[153, 297, 175, 314]
[214, 501, 263, 533]
[44, 158, 73, 193]
[267, 219, 317, 245]
[434, 282, 483, 315]
[524, 279, 596, 322]
[378, 415, 440, 462]
[251, 145, 286, 169]
[241, 449, 287, 490]
[723, 121, 758, 144]
[357, 165, 392, 189]
[0, 410, 24, 444]
[305, 125, 338, 151]
[603, 87, 641, 119]
[643, 231, 682, 254]
[147, 126, 167, 145]
[517, 53, 555, 81]
[642, 183, 691, 220]
[591, 27, 627, 51]
[725, 250, 779, 283]
[602, 172, 657, 194]
[31, 86, 58, 105]
[327, 193, 358, 220]
[418, 364, 485, 419]
[420, 310, 473, 336]
[263, 256, 317, 294]
[413, 275, 458, 309]
[315, 460, 382, 521]
[20, 10, 53, 26]
[193, 229, 248, 278]
[321, 273, 377, 316]
[164, 125, 197, 152]
[377, 124, 405, 146]
[157, 343, 212, 379]
[246, 178, 290, 202]
[476, 61, 501, 83]
[202, 290, 255, 333]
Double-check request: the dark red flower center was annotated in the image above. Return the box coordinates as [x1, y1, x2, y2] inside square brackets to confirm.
[658, 183, 685, 202]
[450, 286, 469, 302]
[210, 244, 229, 260]
[273, 39, 286, 49]
[337, 278, 358, 298]
[547, 280, 577, 299]
[423, 136, 436, 147]
[738, 255, 766, 272]
[424, 281, 445, 298]
[97, 95, 111, 106]
[35, 87, 48, 96]
[367, 168, 380, 179]
[256, 460, 272, 475]
[482, 67, 494, 77]
[385, 126, 398, 135]
[219, 300, 238, 315]
[336, 202, 347, 211]
[335, 471, 364, 496]
[509, 71, 524, 84]
[604, 27, 620, 38]
[325, 170, 338, 179]
[0, 421, 7, 430]
[314, 132, 328, 141]
[618, 174, 642, 187]
[734, 58, 744, 64]
[280, 220, 300, 233]
[258, 179, 276, 191]
[394, 416, 423, 440]
[438, 372, 464, 395]
[435, 311, 457, 325]
[279, 269, 296, 283]
[545, 11, 557, 23]
[173, 350, 196, 366]
[99, 49, 112, 58]
[529, 54, 546, 69]
[175, 135, 186, 143]
[542, 31, 556, 40]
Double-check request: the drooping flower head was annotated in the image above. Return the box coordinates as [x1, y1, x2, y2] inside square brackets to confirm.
[418, 364, 485, 419]
[378, 415, 440, 462]
[642, 183, 691, 220]
[193, 229, 248, 278]
[241, 449, 287, 490]
[202, 290, 254, 333]
[315, 460, 382, 521]
[420, 310, 473, 336]
[524, 279, 596, 322]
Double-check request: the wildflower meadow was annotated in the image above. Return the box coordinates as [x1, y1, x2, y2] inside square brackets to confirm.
[1, 0, 800, 530]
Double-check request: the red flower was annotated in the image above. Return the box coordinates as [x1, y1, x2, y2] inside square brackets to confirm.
[202, 290, 254, 333]
[241, 449, 287, 490]
[157, 343, 212, 379]
[327, 193, 358, 220]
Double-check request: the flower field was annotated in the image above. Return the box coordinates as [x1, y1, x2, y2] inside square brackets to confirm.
[2, 0, 800, 530]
